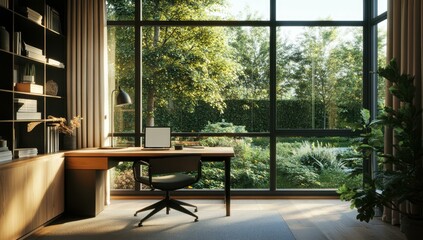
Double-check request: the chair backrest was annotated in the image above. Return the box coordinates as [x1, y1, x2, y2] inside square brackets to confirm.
[132, 155, 202, 186]
[149, 155, 201, 175]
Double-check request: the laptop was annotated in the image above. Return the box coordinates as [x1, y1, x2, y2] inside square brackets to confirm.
[143, 127, 171, 150]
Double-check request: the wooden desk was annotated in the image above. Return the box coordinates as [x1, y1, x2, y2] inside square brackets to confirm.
[64, 147, 234, 217]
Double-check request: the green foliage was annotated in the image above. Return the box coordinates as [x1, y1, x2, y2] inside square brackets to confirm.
[276, 140, 357, 188]
[153, 99, 361, 132]
[112, 162, 135, 190]
[338, 59, 423, 222]
[24, 63, 35, 76]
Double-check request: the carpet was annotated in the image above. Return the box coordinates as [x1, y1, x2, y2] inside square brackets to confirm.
[28, 200, 295, 240]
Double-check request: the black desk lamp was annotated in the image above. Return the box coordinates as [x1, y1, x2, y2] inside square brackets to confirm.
[111, 86, 132, 147]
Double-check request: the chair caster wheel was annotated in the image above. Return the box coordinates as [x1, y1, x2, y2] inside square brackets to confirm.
[138, 223, 143, 227]
[194, 218, 198, 222]
[194, 209, 198, 212]
[134, 213, 137, 217]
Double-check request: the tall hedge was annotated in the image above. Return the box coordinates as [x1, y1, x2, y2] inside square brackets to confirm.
[149, 99, 361, 132]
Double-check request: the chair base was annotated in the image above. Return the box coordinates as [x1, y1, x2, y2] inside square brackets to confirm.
[134, 192, 198, 227]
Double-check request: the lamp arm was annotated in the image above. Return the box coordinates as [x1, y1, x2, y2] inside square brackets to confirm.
[111, 89, 117, 147]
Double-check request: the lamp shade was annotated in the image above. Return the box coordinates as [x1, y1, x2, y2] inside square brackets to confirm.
[116, 86, 132, 106]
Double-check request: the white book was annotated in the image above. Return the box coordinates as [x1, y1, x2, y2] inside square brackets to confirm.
[47, 58, 65, 68]
[14, 148, 38, 158]
[14, 98, 37, 112]
[25, 51, 46, 62]
[16, 112, 41, 120]
[0, 150, 12, 156]
[26, 7, 42, 19]
[0, 152, 13, 162]
[23, 42, 43, 55]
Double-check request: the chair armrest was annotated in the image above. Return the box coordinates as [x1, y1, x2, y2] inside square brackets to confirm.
[132, 160, 151, 185]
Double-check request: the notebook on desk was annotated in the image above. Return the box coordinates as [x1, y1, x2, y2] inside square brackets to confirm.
[142, 126, 171, 150]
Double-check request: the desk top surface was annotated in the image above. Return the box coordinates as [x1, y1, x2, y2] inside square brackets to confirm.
[64, 147, 235, 158]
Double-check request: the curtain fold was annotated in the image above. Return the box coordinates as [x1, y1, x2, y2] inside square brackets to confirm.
[67, 0, 106, 148]
[384, 0, 423, 225]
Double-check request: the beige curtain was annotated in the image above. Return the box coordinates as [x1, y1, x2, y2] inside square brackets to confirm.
[67, 0, 107, 148]
[384, 0, 423, 225]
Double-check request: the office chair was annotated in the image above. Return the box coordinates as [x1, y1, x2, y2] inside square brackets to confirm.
[132, 155, 202, 227]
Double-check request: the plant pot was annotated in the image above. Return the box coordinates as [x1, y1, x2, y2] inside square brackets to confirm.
[23, 75, 35, 83]
[401, 216, 423, 240]
[62, 135, 76, 150]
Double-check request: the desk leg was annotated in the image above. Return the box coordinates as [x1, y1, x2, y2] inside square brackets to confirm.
[225, 157, 231, 216]
[65, 169, 106, 217]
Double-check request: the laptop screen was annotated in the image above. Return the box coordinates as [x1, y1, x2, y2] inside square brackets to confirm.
[144, 127, 171, 148]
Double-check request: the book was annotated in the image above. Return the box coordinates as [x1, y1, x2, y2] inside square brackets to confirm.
[26, 7, 42, 25]
[0, 151, 12, 162]
[16, 112, 41, 120]
[47, 58, 65, 68]
[0, 150, 12, 156]
[15, 83, 43, 94]
[23, 42, 43, 55]
[13, 32, 22, 55]
[24, 50, 46, 62]
[14, 148, 38, 158]
[14, 98, 37, 112]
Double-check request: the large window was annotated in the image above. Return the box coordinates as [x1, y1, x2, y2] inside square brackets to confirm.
[107, 0, 387, 194]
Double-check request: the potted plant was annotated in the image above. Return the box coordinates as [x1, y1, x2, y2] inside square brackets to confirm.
[48, 115, 82, 150]
[23, 63, 36, 83]
[337, 59, 423, 239]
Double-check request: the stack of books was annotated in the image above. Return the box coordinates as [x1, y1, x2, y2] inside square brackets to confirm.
[26, 7, 42, 25]
[15, 98, 41, 120]
[0, 0, 9, 8]
[14, 148, 38, 158]
[23, 42, 45, 62]
[0, 138, 12, 163]
[15, 82, 44, 94]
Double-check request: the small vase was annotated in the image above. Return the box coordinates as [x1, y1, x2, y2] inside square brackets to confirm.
[62, 135, 77, 150]
[0, 26, 10, 51]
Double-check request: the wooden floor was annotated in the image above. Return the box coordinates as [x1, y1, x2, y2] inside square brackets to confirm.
[240, 199, 405, 240]
[31, 198, 406, 240]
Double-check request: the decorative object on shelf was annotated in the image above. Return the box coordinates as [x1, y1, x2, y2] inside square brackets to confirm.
[110, 86, 132, 148]
[48, 115, 82, 135]
[23, 63, 36, 83]
[46, 80, 58, 95]
[0, 26, 9, 51]
[48, 115, 82, 150]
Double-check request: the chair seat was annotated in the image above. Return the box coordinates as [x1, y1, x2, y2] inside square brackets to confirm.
[142, 173, 196, 190]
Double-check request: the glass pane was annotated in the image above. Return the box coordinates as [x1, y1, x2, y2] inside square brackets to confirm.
[276, 0, 363, 21]
[108, 26, 136, 146]
[378, 0, 387, 15]
[142, 26, 269, 132]
[142, 0, 269, 21]
[276, 137, 361, 189]
[106, 0, 135, 21]
[111, 135, 270, 190]
[377, 20, 387, 110]
[276, 27, 363, 129]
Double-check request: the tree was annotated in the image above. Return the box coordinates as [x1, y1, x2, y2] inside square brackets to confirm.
[279, 27, 363, 129]
[141, 0, 238, 126]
